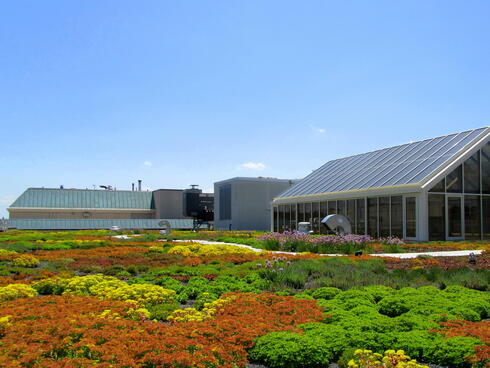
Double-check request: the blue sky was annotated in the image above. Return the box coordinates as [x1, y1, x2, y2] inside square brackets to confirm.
[1, 1, 490, 217]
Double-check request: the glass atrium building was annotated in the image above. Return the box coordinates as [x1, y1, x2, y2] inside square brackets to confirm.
[272, 127, 490, 241]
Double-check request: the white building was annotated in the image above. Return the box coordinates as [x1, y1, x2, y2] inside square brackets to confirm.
[272, 127, 490, 241]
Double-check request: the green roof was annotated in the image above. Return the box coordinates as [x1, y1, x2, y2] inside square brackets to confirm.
[10, 188, 154, 210]
[7, 219, 194, 230]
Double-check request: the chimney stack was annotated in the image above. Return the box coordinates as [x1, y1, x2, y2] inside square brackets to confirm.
[132, 183, 135, 191]
[138, 180, 142, 192]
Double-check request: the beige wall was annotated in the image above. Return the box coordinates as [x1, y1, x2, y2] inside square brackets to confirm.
[153, 189, 189, 219]
[9, 210, 155, 220]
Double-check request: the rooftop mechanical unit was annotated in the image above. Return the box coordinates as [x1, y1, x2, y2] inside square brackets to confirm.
[183, 186, 214, 230]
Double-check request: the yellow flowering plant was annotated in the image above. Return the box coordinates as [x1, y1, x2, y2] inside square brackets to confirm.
[0, 284, 38, 303]
[12, 255, 40, 268]
[168, 295, 235, 323]
[167, 243, 257, 257]
[348, 349, 429, 368]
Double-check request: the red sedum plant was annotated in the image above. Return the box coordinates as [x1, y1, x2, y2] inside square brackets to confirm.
[0, 292, 322, 367]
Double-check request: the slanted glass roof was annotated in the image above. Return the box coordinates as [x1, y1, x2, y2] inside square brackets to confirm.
[10, 188, 154, 210]
[277, 128, 489, 198]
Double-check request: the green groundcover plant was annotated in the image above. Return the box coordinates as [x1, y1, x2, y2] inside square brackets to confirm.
[250, 285, 490, 368]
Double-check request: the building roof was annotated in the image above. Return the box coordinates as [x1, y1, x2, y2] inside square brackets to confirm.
[277, 127, 490, 199]
[7, 218, 194, 230]
[9, 188, 154, 210]
[215, 177, 297, 185]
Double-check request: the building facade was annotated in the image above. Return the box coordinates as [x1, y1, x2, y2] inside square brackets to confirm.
[272, 127, 490, 241]
[214, 177, 296, 231]
[7, 187, 195, 230]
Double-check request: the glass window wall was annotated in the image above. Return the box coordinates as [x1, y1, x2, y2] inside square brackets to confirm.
[347, 199, 356, 230]
[273, 206, 278, 232]
[320, 201, 328, 234]
[464, 152, 480, 194]
[483, 142, 490, 194]
[312, 202, 320, 233]
[337, 200, 346, 216]
[464, 196, 481, 240]
[390, 196, 403, 238]
[446, 165, 463, 193]
[367, 198, 378, 238]
[290, 204, 297, 230]
[483, 197, 490, 239]
[356, 198, 366, 235]
[428, 194, 445, 241]
[298, 203, 305, 223]
[284, 204, 291, 232]
[379, 197, 390, 237]
[305, 203, 312, 224]
[405, 197, 417, 237]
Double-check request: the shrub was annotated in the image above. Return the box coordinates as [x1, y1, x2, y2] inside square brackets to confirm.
[378, 296, 410, 317]
[311, 287, 341, 300]
[32, 277, 70, 295]
[12, 255, 40, 268]
[347, 349, 428, 368]
[250, 331, 334, 368]
[90, 282, 175, 307]
[147, 302, 180, 321]
[0, 284, 38, 302]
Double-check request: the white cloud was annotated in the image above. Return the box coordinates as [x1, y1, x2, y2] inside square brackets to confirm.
[143, 161, 152, 167]
[239, 162, 266, 171]
[310, 125, 326, 134]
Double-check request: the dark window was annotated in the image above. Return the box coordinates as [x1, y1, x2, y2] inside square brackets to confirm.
[367, 197, 378, 238]
[273, 206, 278, 232]
[298, 203, 305, 223]
[428, 194, 445, 241]
[337, 200, 346, 216]
[305, 202, 312, 224]
[219, 185, 231, 220]
[284, 204, 291, 232]
[482, 143, 490, 194]
[278, 205, 285, 232]
[390, 196, 403, 238]
[379, 197, 390, 237]
[356, 198, 366, 235]
[290, 204, 297, 230]
[446, 165, 463, 193]
[312, 202, 320, 234]
[327, 201, 337, 234]
[405, 197, 417, 237]
[319, 201, 328, 234]
[447, 196, 462, 238]
[347, 199, 356, 229]
[429, 179, 445, 193]
[483, 197, 490, 239]
[464, 196, 481, 240]
[464, 152, 480, 194]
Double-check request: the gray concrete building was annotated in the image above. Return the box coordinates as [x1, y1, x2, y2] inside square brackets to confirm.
[214, 177, 296, 231]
